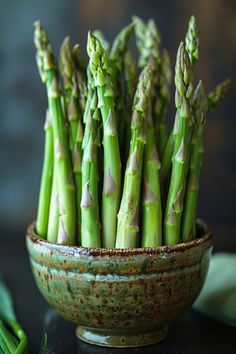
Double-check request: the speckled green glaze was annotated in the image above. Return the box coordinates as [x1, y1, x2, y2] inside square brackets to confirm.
[26, 220, 213, 348]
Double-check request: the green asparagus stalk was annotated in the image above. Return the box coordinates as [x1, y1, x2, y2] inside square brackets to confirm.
[154, 48, 172, 154]
[34, 21, 76, 245]
[134, 19, 164, 247]
[134, 16, 172, 155]
[59, 37, 84, 243]
[133, 16, 157, 68]
[207, 79, 231, 112]
[72, 44, 88, 114]
[47, 168, 59, 243]
[132, 18, 165, 247]
[161, 78, 230, 189]
[160, 79, 230, 189]
[124, 49, 137, 112]
[142, 101, 162, 247]
[81, 90, 101, 247]
[182, 81, 208, 241]
[36, 109, 53, 238]
[160, 109, 180, 188]
[87, 32, 121, 248]
[160, 15, 199, 184]
[109, 22, 134, 84]
[116, 64, 153, 248]
[185, 15, 199, 70]
[123, 49, 137, 162]
[93, 30, 110, 53]
[71, 43, 86, 74]
[164, 42, 192, 245]
[134, 17, 170, 221]
[110, 23, 134, 154]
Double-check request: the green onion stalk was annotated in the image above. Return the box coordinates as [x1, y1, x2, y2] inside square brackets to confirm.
[34, 21, 76, 245]
[182, 81, 208, 241]
[87, 32, 121, 248]
[116, 63, 154, 248]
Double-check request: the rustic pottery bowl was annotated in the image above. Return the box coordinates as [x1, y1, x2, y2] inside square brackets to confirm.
[26, 219, 213, 348]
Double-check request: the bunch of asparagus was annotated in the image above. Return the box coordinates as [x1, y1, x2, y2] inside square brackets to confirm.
[34, 16, 230, 248]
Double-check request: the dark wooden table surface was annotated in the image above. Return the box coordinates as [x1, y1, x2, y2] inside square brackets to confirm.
[1, 226, 236, 354]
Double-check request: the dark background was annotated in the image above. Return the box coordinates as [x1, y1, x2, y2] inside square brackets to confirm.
[0, 0, 236, 352]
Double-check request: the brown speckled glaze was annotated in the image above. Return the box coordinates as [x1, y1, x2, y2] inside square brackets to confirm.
[26, 220, 213, 348]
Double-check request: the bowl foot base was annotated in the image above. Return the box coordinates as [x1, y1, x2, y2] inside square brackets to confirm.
[76, 325, 168, 348]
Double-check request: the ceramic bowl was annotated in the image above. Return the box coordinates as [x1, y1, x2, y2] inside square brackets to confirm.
[26, 219, 213, 348]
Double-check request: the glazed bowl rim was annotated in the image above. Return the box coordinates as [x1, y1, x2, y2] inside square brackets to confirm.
[26, 219, 213, 257]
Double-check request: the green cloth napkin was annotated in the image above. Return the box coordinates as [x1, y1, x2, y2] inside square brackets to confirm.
[193, 253, 236, 327]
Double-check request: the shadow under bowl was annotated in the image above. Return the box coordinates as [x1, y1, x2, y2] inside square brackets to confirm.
[26, 219, 213, 348]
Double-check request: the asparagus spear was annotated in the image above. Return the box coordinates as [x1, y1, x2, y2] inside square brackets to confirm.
[81, 85, 101, 247]
[59, 37, 84, 243]
[34, 21, 76, 245]
[185, 15, 199, 70]
[47, 168, 59, 243]
[36, 109, 53, 238]
[134, 16, 172, 155]
[109, 22, 134, 84]
[124, 49, 137, 112]
[109, 23, 134, 155]
[133, 16, 158, 68]
[72, 44, 88, 114]
[164, 42, 192, 245]
[71, 43, 86, 74]
[93, 30, 110, 53]
[142, 100, 162, 247]
[207, 79, 231, 112]
[116, 64, 153, 248]
[160, 15, 199, 184]
[182, 81, 208, 241]
[123, 49, 137, 162]
[134, 18, 165, 247]
[160, 78, 231, 195]
[87, 32, 121, 248]
[154, 48, 172, 155]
